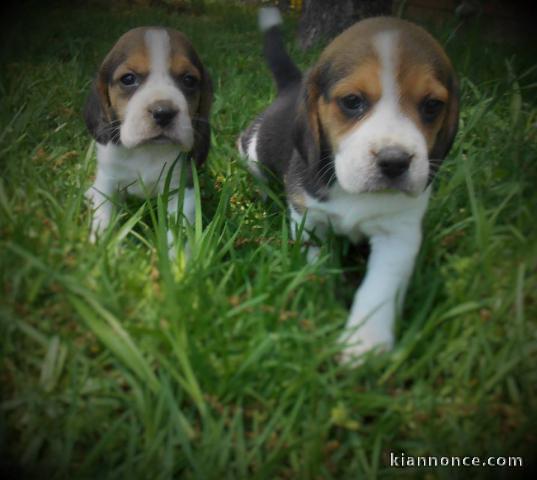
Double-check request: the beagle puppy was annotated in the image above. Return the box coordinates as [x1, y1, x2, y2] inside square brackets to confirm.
[239, 9, 459, 362]
[84, 27, 212, 256]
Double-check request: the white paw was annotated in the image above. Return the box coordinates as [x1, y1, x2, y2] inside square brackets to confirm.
[306, 245, 321, 264]
[167, 244, 191, 262]
[86, 186, 113, 243]
[85, 187, 96, 202]
[167, 230, 191, 262]
[89, 212, 110, 243]
[338, 326, 394, 365]
[89, 229, 98, 244]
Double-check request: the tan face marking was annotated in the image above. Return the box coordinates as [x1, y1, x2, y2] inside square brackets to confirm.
[113, 52, 151, 80]
[318, 58, 381, 151]
[169, 55, 202, 115]
[331, 60, 382, 103]
[167, 30, 203, 117]
[398, 64, 449, 151]
[170, 55, 200, 79]
[107, 49, 150, 123]
[95, 29, 150, 124]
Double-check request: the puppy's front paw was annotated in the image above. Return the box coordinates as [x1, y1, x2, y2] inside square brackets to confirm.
[339, 335, 393, 365]
[338, 322, 394, 365]
[89, 211, 111, 243]
[86, 190, 112, 243]
[306, 245, 321, 264]
[85, 186, 96, 203]
[167, 230, 191, 263]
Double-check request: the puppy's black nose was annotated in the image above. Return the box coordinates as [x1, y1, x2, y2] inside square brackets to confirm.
[150, 103, 178, 127]
[376, 147, 413, 179]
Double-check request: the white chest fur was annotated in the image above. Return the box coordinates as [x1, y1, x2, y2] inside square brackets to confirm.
[87, 141, 195, 254]
[95, 142, 185, 198]
[302, 184, 431, 242]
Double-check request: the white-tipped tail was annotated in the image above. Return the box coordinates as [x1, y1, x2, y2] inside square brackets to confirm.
[258, 7, 282, 32]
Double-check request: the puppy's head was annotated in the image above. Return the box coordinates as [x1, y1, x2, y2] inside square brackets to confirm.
[294, 17, 459, 197]
[84, 27, 212, 164]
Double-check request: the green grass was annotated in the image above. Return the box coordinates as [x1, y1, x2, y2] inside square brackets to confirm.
[1, 2, 536, 479]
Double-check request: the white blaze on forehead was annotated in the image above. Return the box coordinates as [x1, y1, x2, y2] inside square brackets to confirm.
[373, 31, 400, 112]
[145, 29, 171, 76]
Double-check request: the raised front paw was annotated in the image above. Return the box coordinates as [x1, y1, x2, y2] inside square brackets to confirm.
[89, 210, 111, 243]
[86, 187, 112, 243]
[167, 229, 192, 262]
[306, 245, 321, 264]
[338, 318, 394, 365]
[339, 333, 394, 365]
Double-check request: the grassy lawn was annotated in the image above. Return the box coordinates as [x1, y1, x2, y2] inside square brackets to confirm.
[1, 2, 536, 478]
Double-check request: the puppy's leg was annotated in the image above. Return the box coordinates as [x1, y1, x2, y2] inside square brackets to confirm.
[339, 225, 422, 363]
[289, 205, 327, 263]
[166, 186, 195, 260]
[86, 172, 116, 243]
[238, 124, 270, 201]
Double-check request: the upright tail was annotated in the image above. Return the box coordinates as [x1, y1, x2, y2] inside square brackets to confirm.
[258, 7, 302, 94]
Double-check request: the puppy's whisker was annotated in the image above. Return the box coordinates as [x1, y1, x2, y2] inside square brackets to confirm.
[315, 157, 336, 185]
[317, 159, 334, 177]
[101, 120, 121, 130]
[96, 120, 122, 140]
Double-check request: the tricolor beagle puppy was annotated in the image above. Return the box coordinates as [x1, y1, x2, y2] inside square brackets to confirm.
[238, 9, 459, 362]
[84, 27, 212, 256]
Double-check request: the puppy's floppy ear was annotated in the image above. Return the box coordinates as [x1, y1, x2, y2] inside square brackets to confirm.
[84, 75, 113, 144]
[292, 65, 333, 198]
[430, 73, 460, 160]
[191, 65, 213, 167]
[293, 76, 320, 168]
[84, 49, 123, 145]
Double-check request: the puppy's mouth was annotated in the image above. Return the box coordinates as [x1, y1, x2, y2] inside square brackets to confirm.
[146, 134, 178, 145]
[337, 173, 424, 197]
[367, 177, 414, 194]
[120, 118, 194, 150]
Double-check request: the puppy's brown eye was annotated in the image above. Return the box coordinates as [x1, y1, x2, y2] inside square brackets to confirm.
[120, 73, 138, 87]
[420, 98, 444, 123]
[338, 94, 369, 118]
[181, 74, 199, 89]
